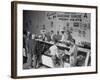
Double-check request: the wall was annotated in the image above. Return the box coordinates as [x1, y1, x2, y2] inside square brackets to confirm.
[23, 10, 91, 43]
[0, 0, 100, 80]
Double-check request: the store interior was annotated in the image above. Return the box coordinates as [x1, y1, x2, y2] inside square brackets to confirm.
[23, 10, 91, 69]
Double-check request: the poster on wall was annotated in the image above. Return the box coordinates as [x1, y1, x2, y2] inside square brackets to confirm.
[11, 1, 98, 78]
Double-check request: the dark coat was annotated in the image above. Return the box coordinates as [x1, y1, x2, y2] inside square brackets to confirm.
[27, 39, 36, 56]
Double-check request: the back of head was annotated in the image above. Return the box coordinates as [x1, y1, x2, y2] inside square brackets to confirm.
[61, 31, 64, 34]
[72, 39, 75, 44]
[54, 39, 58, 44]
[51, 30, 54, 34]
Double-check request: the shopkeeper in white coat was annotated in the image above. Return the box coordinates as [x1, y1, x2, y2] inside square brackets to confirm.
[61, 31, 68, 42]
[49, 39, 59, 67]
[70, 39, 78, 66]
[40, 25, 47, 41]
